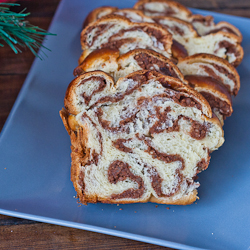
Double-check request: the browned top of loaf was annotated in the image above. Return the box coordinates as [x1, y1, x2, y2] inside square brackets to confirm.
[119, 48, 187, 83]
[134, 0, 192, 18]
[65, 69, 215, 119]
[185, 75, 232, 103]
[83, 6, 118, 28]
[185, 75, 233, 117]
[75, 48, 120, 75]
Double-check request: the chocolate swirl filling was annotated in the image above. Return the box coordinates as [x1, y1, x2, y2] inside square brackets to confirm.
[108, 160, 145, 199]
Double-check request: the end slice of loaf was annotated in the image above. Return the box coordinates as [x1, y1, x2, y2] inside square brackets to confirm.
[60, 70, 224, 205]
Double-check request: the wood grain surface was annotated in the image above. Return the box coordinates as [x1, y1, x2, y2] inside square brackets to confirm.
[0, 0, 248, 249]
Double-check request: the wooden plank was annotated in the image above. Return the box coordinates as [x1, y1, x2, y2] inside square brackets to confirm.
[0, 216, 37, 226]
[0, 223, 171, 250]
[10, 0, 60, 18]
[0, 215, 171, 249]
[0, 75, 26, 131]
[0, 16, 56, 75]
[177, 0, 250, 9]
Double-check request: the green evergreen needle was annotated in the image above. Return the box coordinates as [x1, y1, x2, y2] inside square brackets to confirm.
[0, 3, 56, 59]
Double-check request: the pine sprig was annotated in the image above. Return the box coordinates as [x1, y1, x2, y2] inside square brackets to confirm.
[0, 3, 56, 59]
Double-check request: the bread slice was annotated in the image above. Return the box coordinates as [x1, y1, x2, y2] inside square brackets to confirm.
[84, 7, 154, 27]
[191, 17, 242, 42]
[134, 0, 192, 20]
[152, 16, 198, 60]
[75, 48, 234, 123]
[80, 15, 173, 62]
[182, 32, 243, 66]
[60, 70, 224, 205]
[112, 8, 155, 23]
[177, 53, 240, 96]
[80, 9, 243, 65]
[184, 75, 233, 124]
[74, 48, 186, 83]
[81, 7, 197, 60]
[83, 7, 197, 42]
[177, 53, 240, 123]
[81, 6, 243, 64]
[83, 6, 118, 28]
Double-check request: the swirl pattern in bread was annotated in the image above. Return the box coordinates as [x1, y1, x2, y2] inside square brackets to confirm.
[134, 0, 242, 42]
[81, 6, 243, 65]
[75, 48, 237, 124]
[75, 48, 186, 83]
[177, 53, 240, 96]
[60, 70, 224, 205]
[80, 15, 173, 62]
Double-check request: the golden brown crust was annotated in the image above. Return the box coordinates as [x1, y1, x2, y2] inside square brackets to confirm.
[59, 108, 71, 135]
[78, 191, 198, 205]
[59, 110, 89, 204]
[178, 53, 241, 95]
[118, 48, 187, 83]
[134, 0, 192, 18]
[185, 75, 232, 104]
[74, 48, 120, 76]
[77, 190, 198, 205]
[76, 47, 188, 83]
[185, 75, 233, 120]
[64, 70, 115, 115]
[149, 189, 198, 205]
[83, 6, 118, 28]
[80, 196, 150, 204]
[112, 8, 155, 22]
[171, 40, 188, 60]
[190, 14, 213, 25]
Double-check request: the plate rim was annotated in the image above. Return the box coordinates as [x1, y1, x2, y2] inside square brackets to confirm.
[0, 1, 249, 249]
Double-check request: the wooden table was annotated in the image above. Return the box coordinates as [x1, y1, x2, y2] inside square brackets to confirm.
[0, 0, 248, 249]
